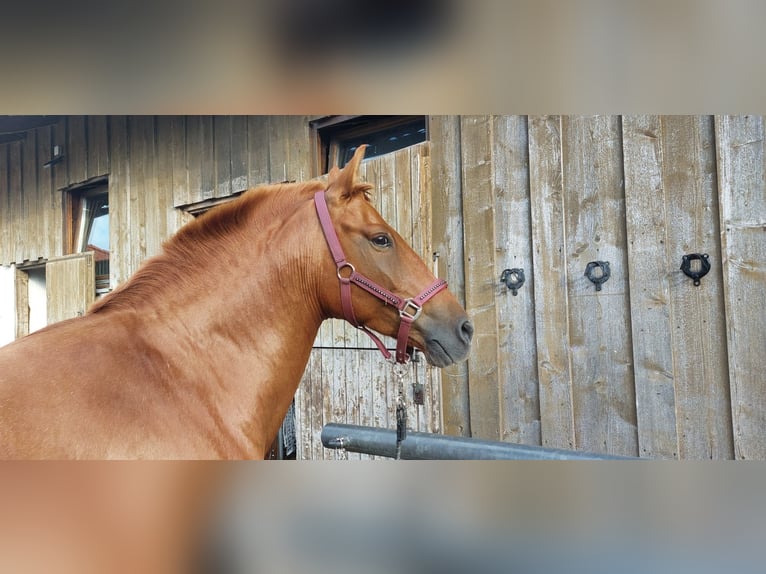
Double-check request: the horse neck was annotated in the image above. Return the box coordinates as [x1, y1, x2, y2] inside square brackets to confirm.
[102, 188, 327, 455]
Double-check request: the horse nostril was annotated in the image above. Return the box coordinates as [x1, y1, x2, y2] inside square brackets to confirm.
[459, 318, 474, 344]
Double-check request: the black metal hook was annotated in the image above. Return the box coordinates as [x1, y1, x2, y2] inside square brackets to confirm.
[680, 253, 710, 286]
[585, 261, 611, 291]
[501, 268, 525, 296]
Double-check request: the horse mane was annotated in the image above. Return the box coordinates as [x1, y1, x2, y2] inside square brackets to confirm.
[89, 180, 329, 314]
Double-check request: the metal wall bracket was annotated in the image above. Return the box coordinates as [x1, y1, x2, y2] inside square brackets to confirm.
[680, 253, 710, 286]
[500, 268, 525, 296]
[585, 261, 611, 291]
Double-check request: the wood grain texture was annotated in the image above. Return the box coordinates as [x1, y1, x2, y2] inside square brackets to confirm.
[528, 115, 575, 449]
[67, 116, 87, 185]
[0, 145, 9, 264]
[561, 116, 638, 456]
[460, 115, 501, 440]
[214, 116, 233, 198]
[2, 114, 764, 460]
[492, 115, 541, 446]
[46, 252, 95, 324]
[429, 116, 470, 436]
[21, 129, 39, 262]
[36, 125, 55, 260]
[108, 116, 131, 285]
[230, 116, 249, 192]
[14, 267, 29, 339]
[622, 115, 679, 458]
[715, 115, 766, 460]
[660, 116, 732, 459]
[9, 142, 24, 265]
[87, 115, 109, 178]
[247, 116, 271, 186]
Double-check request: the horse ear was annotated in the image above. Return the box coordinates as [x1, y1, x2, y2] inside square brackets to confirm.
[327, 165, 341, 187]
[328, 145, 372, 202]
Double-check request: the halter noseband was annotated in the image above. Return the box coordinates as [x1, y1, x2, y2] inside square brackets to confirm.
[314, 190, 447, 364]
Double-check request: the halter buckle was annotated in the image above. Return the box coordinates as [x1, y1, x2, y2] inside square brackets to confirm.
[399, 299, 422, 321]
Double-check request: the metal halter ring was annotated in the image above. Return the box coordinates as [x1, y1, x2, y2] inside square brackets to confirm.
[399, 299, 423, 321]
[336, 262, 356, 281]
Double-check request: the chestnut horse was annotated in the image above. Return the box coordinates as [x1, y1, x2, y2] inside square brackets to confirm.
[0, 146, 472, 459]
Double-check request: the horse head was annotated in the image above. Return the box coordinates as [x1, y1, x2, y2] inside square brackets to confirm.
[317, 146, 473, 367]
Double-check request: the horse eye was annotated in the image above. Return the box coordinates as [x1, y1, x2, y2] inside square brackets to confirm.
[371, 234, 393, 248]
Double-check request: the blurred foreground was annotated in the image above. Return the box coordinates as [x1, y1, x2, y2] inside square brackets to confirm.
[1, 0, 765, 112]
[1, 462, 764, 574]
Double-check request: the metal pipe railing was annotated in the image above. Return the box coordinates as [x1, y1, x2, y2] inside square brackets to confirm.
[322, 423, 637, 460]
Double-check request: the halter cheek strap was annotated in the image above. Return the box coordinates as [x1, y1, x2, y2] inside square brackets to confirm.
[314, 190, 447, 364]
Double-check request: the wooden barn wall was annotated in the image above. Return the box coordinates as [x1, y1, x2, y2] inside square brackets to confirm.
[1, 115, 764, 460]
[0, 116, 312, 284]
[434, 115, 763, 460]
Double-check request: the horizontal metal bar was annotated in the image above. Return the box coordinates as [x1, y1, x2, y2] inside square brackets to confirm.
[322, 423, 637, 460]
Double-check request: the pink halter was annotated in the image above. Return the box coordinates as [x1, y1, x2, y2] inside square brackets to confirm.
[314, 190, 447, 364]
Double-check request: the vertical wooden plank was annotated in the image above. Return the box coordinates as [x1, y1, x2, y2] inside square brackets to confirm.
[347, 350, 362, 460]
[46, 252, 95, 324]
[247, 115, 271, 186]
[395, 146, 414, 251]
[285, 115, 311, 182]
[492, 115, 542, 446]
[622, 115, 679, 459]
[36, 125, 56, 260]
[87, 115, 109, 178]
[166, 116, 188, 210]
[715, 114, 766, 460]
[127, 117, 154, 268]
[14, 267, 29, 339]
[412, 142, 443, 436]
[561, 116, 638, 456]
[186, 116, 215, 203]
[214, 115, 233, 198]
[156, 117, 178, 246]
[67, 115, 87, 185]
[181, 116, 199, 208]
[310, 349, 326, 461]
[294, 365, 307, 460]
[9, 142, 25, 265]
[528, 115, 576, 450]
[230, 116, 249, 192]
[660, 115, 733, 459]
[0, 144, 10, 264]
[460, 115, 501, 441]
[268, 116, 289, 182]
[108, 116, 131, 286]
[22, 129, 40, 262]
[50, 119, 68, 259]
[429, 115, 470, 436]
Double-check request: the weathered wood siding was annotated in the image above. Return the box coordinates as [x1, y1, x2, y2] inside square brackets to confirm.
[45, 252, 95, 324]
[1, 115, 763, 459]
[0, 115, 311, 281]
[435, 114, 760, 459]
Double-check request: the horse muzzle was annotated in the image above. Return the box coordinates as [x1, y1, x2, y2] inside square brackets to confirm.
[418, 314, 474, 368]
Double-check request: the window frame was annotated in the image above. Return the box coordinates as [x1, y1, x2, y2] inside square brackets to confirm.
[63, 176, 110, 294]
[310, 115, 428, 175]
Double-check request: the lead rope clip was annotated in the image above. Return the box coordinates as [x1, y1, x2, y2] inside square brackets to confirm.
[393, 362, 408, 460]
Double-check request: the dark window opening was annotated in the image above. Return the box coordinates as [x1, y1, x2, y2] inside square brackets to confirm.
[66, 179, 110, 294]
[311, 116, 427, 174]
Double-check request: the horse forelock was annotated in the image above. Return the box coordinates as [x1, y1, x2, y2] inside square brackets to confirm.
[90, 180, 326, 314]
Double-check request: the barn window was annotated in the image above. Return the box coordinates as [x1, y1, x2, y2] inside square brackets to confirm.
[311, 115, 427, 174]
[65, 178, 110, 294]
